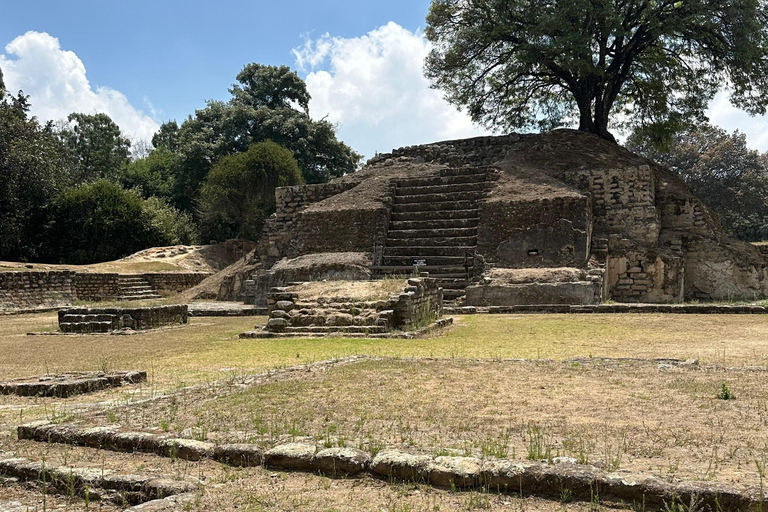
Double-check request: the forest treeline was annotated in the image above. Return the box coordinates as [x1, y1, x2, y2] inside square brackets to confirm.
[0, 64, 360, 264]
[3, 60, 768, 266]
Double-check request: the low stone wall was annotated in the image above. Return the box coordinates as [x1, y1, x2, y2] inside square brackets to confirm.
[1, 271, 210, 310]
[142, 273, 209, 295]
[58, 305, 188, 333]
[392, 277, 443, 327]
[0, 271, 76, 309]
[18, 420, 759, 511]
[465, 281, 602, 306]
[74, 273, 119, 301]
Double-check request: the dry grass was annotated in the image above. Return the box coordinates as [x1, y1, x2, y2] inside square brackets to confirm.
[3, 311, 768, 510]
[286, 278, 409, 301]
[80, 357, 768, 488]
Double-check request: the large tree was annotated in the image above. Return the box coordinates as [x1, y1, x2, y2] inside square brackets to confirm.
[425, 0, 768, 143]
[628, 124, 768, 241]
[170, 64, 360, 212]
[59, 112, 131, 183]
[0, 90, 74, 261]
[198, 140, 303, 241]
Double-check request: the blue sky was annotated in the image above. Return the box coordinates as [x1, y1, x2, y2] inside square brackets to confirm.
[2, 1, 768, 158]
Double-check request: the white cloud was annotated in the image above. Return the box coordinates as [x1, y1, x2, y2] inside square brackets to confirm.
[707, 91, 768, 152]
[293, 22, 488, 160]
[0, 31, 159, 144]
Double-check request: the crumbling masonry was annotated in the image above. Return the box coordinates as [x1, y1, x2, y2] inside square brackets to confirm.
[250, 130, 768, 305]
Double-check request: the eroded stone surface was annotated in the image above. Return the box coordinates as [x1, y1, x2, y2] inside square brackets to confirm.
[264, 443, 315, 470]
[314, 447, 371, 477]
[370, 450, 431, 482]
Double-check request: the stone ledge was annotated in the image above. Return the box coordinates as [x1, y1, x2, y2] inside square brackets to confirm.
[445, 304, 768, 315]
[0, 371, 146, 397]
[0, 455, 198, 506]
[17, 420, 764, 510]
[239, 318, 453, 339]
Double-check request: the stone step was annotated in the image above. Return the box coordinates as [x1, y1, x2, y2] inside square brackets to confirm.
[397, 173, 492, 189]
[440, 167, 496, 177]
[390, 209, 479, 222]
[118, 294, 161, 300]
[386, 236, 477, 247]
[381, 256, 472, 266]
[387, 227, 477, 239]
[396, 181, 491, 196]
[442, 289, 467, 299]
[394, 190, 486, 204]
[373, 265, 469, 274]
[121, 285, 154, 291]
[434, 278, 471, 287]
[284, 325, 387, 334]
[392, 200, 477, 213]
[389, 218, 479, 230]
[384, 246, 475, 257]
[426, 272, 470, 279]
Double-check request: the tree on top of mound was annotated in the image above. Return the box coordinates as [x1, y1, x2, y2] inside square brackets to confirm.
[425, 0, 768, 145]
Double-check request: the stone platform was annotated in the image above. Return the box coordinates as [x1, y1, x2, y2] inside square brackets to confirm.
[0, 371, 147, 397]
[58, 305, 188, 333]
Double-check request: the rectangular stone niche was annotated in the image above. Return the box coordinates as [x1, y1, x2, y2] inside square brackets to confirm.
[58, 305, 188, 333]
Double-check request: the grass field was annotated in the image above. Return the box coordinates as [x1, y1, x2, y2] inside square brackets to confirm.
[2, 311, 768, 510]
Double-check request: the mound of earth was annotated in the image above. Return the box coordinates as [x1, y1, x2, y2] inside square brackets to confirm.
[0, 240, 255, 275]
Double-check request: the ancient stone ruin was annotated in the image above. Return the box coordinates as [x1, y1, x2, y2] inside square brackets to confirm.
[241, 276, 447, 338]
[245, 129, 768, 305]
[58, 305, 188, 333]
[0, 371, 147, 397]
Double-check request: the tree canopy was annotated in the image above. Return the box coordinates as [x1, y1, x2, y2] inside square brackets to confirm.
[58, 112, 131, 183]
[0, 90, 74, 261]
[628, 124, 768, 241]
[171, 64, 360, 211]
[198, 140, 303, 241]
[425, 0, 768, 143]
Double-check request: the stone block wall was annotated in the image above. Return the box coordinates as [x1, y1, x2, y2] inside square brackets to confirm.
[606, 250, 684, 303]
[0, 271, 76, 309]
[1, 271, 210, 310]
[292, 207, 388, 256]
[478, 197, 591, 268]
[143, 273, 209, 295]
[58, 305, 188, 333]
[74, 273, 119, 301]
[259, 181, 362, 265]
[392, 277, 443, 328]
[553, 166, 660, 246]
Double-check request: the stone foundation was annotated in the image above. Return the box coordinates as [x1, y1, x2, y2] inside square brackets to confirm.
[255, 277, 443, 337]
[0, 271, 76, 309]
[58, 305, 188, 333]
[1, 271, 209, 310]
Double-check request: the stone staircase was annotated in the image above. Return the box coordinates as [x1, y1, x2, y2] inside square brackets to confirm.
[117, 275, 161, 301]
[374, 167, 497, 303]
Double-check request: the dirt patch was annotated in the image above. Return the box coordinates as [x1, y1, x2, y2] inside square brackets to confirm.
[285, 278, 408, 301]
[176, 256, 258, 302]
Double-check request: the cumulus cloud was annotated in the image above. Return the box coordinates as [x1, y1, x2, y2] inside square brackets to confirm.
[707, 91, 768, 152]
[293, 22, 488, 160]
[0, 31, 159, 144]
